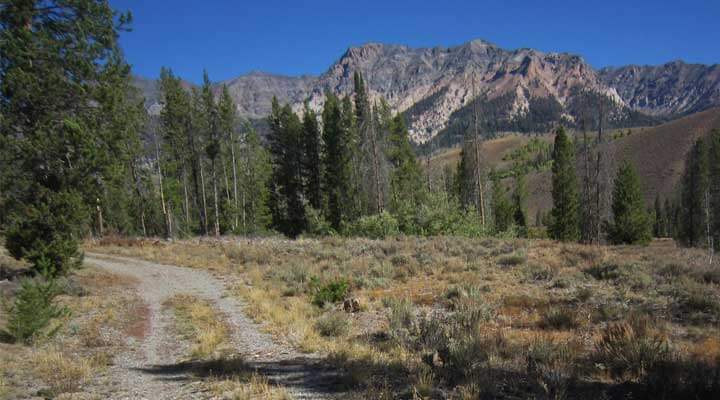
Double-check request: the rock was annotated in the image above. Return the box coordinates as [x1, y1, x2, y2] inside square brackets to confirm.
[343, 298, 361, 313]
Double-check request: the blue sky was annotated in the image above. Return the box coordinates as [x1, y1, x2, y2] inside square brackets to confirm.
[111, 0, 720, 84]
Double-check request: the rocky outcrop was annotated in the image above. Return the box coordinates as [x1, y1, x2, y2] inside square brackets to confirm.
[134, 39, 720, 144]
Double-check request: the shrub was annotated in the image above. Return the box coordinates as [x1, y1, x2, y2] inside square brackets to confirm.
[497, 251, 527, 267]
[315, 312, 350, 337]
[674, 278, 720, 316]
[593, 316, 671, 381]
[3, 278, 66, 343]
[304, 206, 334, 237]
[584, 263, 621, 280]
[526, 338, 577, 400]
[525, 264, 557, 282]
[387, 299, 416, 343]
[310, 278, 349, 307]
[539, 307, 579, 330]
[342, 212, 399, 239]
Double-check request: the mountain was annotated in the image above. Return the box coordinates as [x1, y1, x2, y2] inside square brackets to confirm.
[133, 39, 720, 145]
[599, 61, 720, 116]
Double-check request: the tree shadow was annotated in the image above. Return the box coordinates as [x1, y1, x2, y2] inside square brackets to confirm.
[134, 355, 351, 395]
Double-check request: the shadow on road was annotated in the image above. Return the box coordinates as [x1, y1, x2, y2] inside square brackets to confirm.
[135, 355, 350, 395]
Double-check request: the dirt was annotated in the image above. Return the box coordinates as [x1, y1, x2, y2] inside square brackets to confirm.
[85, 253, 345, 400]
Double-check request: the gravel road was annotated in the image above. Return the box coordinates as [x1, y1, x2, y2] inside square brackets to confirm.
[85, 253, 345, 400]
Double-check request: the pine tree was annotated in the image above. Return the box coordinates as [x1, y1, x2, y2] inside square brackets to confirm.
[491, 178, 513, 233]
[606, 162, 651, 245]
[653, 195, 665, 238]
[513, 172, 528, 236]
[707, 129, 720, 247]
[200, 71, 221, 236]
[267, 98, 306, 237]
[387, 114, 424, 232]
[679, 138, 709, 247]
[302, 103, 322, 210]
[664, 198, 676, 239]
[321, 93, 352, 230]
[549, 127, 580, 242]
[217, 85, 240, 231]
[239, 126, 271, 233]
[353, 71, 386, 214]
[0, 0, 135, 275]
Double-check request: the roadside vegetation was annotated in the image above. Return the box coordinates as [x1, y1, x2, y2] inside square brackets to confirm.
[90, 236, 720, 399]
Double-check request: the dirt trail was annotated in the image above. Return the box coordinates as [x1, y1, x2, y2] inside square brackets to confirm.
[85, 253, 344, 400]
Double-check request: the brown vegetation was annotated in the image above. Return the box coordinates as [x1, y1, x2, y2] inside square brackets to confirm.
[88, 236, 720, 398]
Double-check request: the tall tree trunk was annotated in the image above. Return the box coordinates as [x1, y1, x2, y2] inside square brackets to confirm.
[595, 101, 605, 245]
[155, 137, 171, 238]
[472, 72, 485, 225]
[128, 153, 147, 237]
[199, 160, 209, 235]
[370, 117, 383, 213]
[212, 159, 221, 237]
[230, 131, 239, 231]
[182, 167, 190, 228]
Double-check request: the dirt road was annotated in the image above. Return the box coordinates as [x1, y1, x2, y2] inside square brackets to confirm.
[85, 253, 344, 399]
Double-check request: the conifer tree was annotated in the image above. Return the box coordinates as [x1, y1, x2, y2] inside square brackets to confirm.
[0, 0, 135, 275]
[679, 138, 709, 247]
[302, 103, 322, 210]
[491, 179, 513, 233]
[239, 126, 271, 233]
[218, 85, 240, 231]
[708, 129, 720, 247]
[321, 93, 352, 230]
[606, 162, 652, 245]
[267, 98, 306, 237]
[200, 71, 221, 236]
[653, 195, 666, 238]
[513, 172, 528, 236]
[387, 114, 424, 231]
[549, 127, 580, 241]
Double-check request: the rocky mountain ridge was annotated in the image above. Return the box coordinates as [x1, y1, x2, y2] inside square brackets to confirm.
[134, 39, 720, 144]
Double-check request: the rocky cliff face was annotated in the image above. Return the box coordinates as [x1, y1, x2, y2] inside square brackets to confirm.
[599, 61, 720, 117]
[135, 39, 720, 144]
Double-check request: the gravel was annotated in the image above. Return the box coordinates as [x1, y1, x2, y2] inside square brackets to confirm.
[85, 253, 345, 399]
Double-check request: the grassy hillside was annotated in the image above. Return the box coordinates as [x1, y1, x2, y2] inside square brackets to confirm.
[429, 107, 720, 219]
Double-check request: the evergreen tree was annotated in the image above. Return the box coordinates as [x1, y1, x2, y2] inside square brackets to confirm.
[679, 138, 709, 247]
[267, 98, 306, 237]
[549, 127, 580, 241]
[653, 195, 665, 238]
[664, 197, 676, 240]
[491, 178, 513, 233]
[513, 172, 528, 236]
[708, 129, 720, 247]
[302, 103, 322, 210]
[387, 114, 424, 232]
[239, 126, 271, 233]
[0, 0, 135, 275]
[353, 71, 387, 214]
[606, 162, 652, 245]
[321, 93, 352, 230]
[217, 85, 240, 231]
[200, 71, 221, 236]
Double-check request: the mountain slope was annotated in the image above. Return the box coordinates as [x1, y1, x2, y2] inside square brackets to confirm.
[133, 39, 720, 145]
[599, 62, 720, 117]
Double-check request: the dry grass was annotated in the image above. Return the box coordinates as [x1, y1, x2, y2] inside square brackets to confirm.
[210, 373, 291, 400]
[32, 350, 91, 396]
[0, 265, 145, 398]
[165, 294, 229, 359]
[88, 236, 720, 398]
